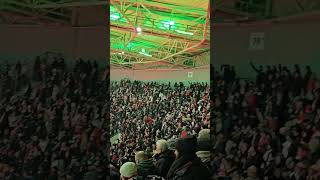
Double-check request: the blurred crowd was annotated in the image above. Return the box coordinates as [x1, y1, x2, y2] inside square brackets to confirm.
[110, 80, 212, 179]
[3, 56, 320, 180]
[212, 63, 320, 180]
[0, 57, 108, 179]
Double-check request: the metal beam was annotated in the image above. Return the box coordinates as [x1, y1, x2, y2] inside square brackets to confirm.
[110, 25, 200, 43]
[34, 1, 108, 8]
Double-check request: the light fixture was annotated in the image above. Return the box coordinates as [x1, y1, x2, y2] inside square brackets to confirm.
[139, 52, 152, 57]
[110, 14, 120, 20]
[136, 27, 142, 34]
[175, 30, 194, 35]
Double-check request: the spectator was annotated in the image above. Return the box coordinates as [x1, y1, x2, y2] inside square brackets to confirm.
[120, 162, 138, 180]
[0, 55, 107, 179]
[196, 129, 212, 173]
[167, 136, 211, 180]
[213, 63, 320, 179]
[135, 151, 156, 177]
[154, 139, 175, 178]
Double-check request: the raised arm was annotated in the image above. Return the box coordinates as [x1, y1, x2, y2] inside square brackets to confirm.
[249, 61, 260, 73]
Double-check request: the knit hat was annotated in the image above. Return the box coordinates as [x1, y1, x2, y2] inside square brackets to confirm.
[120, 162, 137, 178]
[175, 136, 197, 156]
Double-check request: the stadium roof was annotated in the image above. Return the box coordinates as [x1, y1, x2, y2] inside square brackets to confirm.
[110, 0, 210, 69]
[1, 0, 320, 69]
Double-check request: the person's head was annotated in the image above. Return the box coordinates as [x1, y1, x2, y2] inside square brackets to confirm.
[155, 139, 168, 154]
[175, 136, 197, 159]
[135, 151, 148, 164]
[259, 65, 263, 71]
[197, 129, 211, 152]
[247, 165, 257, 178]
[120, 162, 137, 180]
[197, 129, 210, 141]
[306, 65, 311, 71]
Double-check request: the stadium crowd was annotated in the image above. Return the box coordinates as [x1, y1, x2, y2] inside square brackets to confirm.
[110, 80, 212, 179]
[212, 63, 320, 180]
[0, 56, 108, 179]
[3, 56, 320, 180]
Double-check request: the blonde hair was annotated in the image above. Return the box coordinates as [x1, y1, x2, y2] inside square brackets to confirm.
[156, 139, 168, 153]
[135, 151, 147, 164]
[198, 129, 210, 140]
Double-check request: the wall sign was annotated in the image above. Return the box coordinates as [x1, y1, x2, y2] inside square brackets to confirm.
[249, 32, 265, 50]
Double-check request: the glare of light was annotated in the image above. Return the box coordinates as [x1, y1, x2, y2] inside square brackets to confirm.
[175, 30, 194, 35]
[110, 14, 120, 20]
[169, 21, 175, 25]
[136, 27, 142, 34]
[139, 52, 152, 57]
[141, 48, 145, 53]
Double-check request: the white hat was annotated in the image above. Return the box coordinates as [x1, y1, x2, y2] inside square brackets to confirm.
[120, 162, 137, 178]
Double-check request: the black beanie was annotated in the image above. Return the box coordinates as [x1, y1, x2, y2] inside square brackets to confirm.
[175, 135, 197, 156]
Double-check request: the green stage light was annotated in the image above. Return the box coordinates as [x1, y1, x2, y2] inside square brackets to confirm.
[169, 21, 175, 25]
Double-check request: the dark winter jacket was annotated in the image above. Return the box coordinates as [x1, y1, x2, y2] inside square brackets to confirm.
[154, 150, 175, 178]
[167, 154, 211, 180]
[137, 158, 156, 177]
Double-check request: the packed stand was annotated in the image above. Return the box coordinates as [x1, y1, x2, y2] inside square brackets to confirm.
[213, 63, 320, 180]
[0, 57, 108, 179]
[110, 80, 212, 179]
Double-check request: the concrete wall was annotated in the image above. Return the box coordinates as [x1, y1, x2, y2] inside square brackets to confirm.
[110, 67, 210, 83]
[0, 25, 107, 62]
[213, 18, 320, 78]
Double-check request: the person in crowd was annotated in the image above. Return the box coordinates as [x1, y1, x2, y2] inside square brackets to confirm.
[0, 55, 107, 179]
[120, 162, 138, 180]
[154, 139, 175, 178]
[213, 63, 320, 179]
[245, 166, 258, 180]
[110, 162, 121, 180]
[196, 129, 212, 173]
[167, 136, 211, 180]
[110, 80, 210, 170]
[135, 151, 156, 178]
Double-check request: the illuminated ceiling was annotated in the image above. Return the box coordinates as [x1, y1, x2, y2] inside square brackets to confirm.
[2, 0, 320, 69]
[110, 0, 210, 69]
